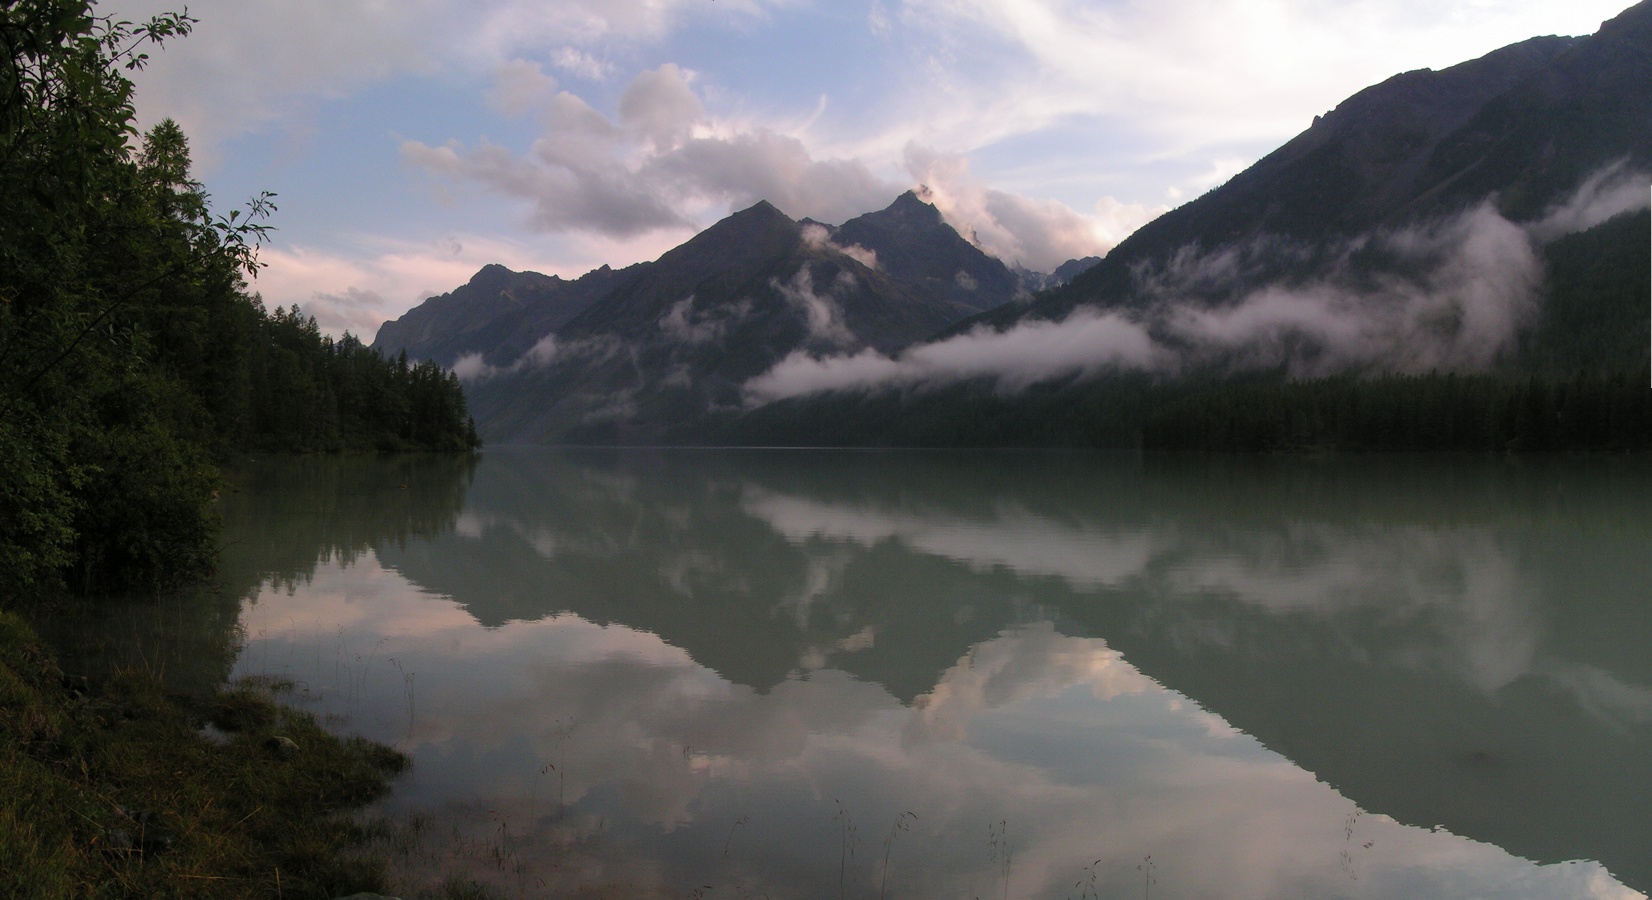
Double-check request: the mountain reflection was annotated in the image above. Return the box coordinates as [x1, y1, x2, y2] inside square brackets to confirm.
[227, 449, 1651, 896]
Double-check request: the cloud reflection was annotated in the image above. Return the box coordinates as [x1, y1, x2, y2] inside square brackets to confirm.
[236, 559, 1637, 899]
[218, 451, 1652, 898]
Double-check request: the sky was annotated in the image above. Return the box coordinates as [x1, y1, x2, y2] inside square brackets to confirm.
[113, 0, 1636, 338]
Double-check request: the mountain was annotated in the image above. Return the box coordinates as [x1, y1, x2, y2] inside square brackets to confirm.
[715, 4, 1650, 450]
[382, 197, 1011, 443]
[1048, 256, 1102, 286]
[377, 3, 1651, 448]
[827, 189, 1024, 312]
[371, 262, 637, 371]
[968, 0, 1651, 330]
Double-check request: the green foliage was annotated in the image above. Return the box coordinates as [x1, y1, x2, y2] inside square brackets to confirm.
[720, 365, 1652, 454]
[243, 316, 480, 453]
[0, 2, 478, 602]
[1522, 209, 1651, 373]
[1142, 369, 1652, 452]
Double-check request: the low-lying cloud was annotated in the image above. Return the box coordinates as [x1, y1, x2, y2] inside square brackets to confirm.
[658, 295, 753, 346]
[744, 167, 1649, 405]
[774, 267, 857, 347]
[801, 223, 879, 270]
[744, 309, 1161, 403]
[451, 332, 624, 382]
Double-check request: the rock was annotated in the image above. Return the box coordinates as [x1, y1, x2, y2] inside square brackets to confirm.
[334, 894, 404, 900]
[265, 735, 300, 758]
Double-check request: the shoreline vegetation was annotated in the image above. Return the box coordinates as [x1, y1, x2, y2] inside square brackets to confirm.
[1, 4, 481, 896]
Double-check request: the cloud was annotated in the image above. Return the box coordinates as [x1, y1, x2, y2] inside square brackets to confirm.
[772, 267, 856, 347]
[906, 145, 1164, 272]
[742, 165, 1646, 402]
[1527, 159, 1652, 243]
[1158, 201, 1543, 376]
[487, 60, 560, 116]
[618, 63, 705, 149]
[743, 309, 1163, 404]
[403, 64, 902, 237]
[298, 287, 395, 338]
[905, 622, 1153, 744]
[256, 240, 494, 340]
[255, 229, 685, 341]
[123, 0, 440, 155]
[876, 0, 1633, 160]
[742, 487, 1159, 591]
[801, 223, 879, 270]
[450, 333, 626, 382]
[658, 296, 753, 346]
[550, 47, 613, 81]
[123, 0, 795, 153]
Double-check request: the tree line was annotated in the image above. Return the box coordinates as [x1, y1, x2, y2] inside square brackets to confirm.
[1, 2, 477, 600]
[1142, 369, 1652, 453]
[717, 366, 1652, 453]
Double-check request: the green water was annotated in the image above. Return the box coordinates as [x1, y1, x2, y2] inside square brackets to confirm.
[63, 449, 1652, 898]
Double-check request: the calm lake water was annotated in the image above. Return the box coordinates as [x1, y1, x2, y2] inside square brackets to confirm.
[58, 449, 1652, 898]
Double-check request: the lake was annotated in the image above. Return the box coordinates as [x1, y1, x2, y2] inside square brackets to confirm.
[55, 449, 1652, 898]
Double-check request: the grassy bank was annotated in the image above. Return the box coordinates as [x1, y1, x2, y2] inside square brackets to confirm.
[0, 608, 408, 899]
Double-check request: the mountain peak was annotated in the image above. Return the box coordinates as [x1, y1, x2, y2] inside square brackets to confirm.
[885, 190, 944, 226]
[693, 200, 797, 242]
[733, 199, 789, 222]
[462, 263, 522, 296]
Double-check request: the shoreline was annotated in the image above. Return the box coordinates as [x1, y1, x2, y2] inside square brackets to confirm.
[0, 607, 409, 898]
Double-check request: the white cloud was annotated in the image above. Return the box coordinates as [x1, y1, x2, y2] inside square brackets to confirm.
[773, 267, 857, 347]
[254, 229, 687, 340]
[742, 487, 1158, 591]
[803, 223, 880, 269]
[876, 0, 1631, 158]
[618, 63, 705, 149]
[403, 64, 903, 236]
[743, 309, 1164, 404]
[550, 46, 614, 81]
[486, 60, 560, 116]
[1527, 159, 1651, 243]
[122, 0, 795, 153]
[906, 145, 1163, 271]
[1159, 201, 1544, 376]
[658, 296, 754, 346]
[122, 0, 440, 156]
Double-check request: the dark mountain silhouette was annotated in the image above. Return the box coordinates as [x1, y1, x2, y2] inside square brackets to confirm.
[373, 262, 636, 370]
[388, 198, 1008, 443]
[1047, 255, 1102, 286]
